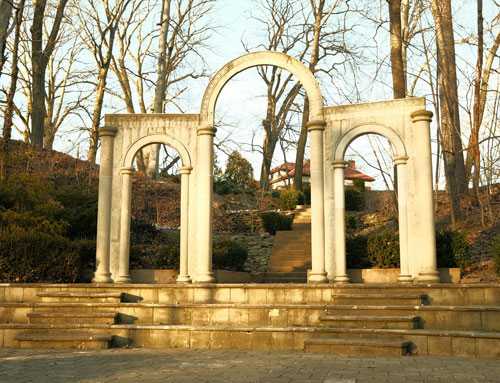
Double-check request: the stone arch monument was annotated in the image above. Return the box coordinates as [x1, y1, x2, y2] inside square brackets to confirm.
[93, 52, 440, 284]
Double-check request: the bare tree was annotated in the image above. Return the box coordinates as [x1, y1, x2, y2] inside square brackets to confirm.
[0, 0, 14, 78]
[73, 0, 132, 164]
[430, 0, 467, 227]
[31, 0, 70, 147]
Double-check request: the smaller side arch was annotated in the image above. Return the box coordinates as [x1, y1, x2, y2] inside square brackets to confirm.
[333, 123, 407, 161]
[122, 133, 192, 168]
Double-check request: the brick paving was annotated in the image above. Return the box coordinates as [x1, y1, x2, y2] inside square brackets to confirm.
[0, 348, 499, 383]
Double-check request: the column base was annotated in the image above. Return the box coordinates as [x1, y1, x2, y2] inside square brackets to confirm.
[308, 272, 329, 284]
[92, 272, 113, 284]
[176, 275, 192, 284]
[415, 271, 440, 283]
[193, 273, 216, 284]
[115, 275, 132, 284]
[333, 274, 350, 284]
[397, 274, 413, 283]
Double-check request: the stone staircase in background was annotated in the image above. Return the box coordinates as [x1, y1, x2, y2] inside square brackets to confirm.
[1, 284, 499, 358]
[265, 205, 312, 283]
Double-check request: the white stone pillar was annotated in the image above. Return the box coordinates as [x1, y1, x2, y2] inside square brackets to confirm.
[307, 120, 328, 284]
[177, 166, 193, 284]
[332, 161, 350, 284]
[411, 110, 440, 283]
[115, 167, 134, 284]
[394, 156, 412, 283]
[195, 126, 216, 283]
[93, 127, 117, 283]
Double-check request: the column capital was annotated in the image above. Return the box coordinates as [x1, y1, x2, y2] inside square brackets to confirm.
[98, 126, 118, 137]
[332, 160, 347, 169]
[306, 119, 327, 132]
[410, 110, 433, 123]
[119, 167, 135, 175]
[197, 125, 217, 136]
[179, 166, 193, 175]
[393, 155, 409, 165]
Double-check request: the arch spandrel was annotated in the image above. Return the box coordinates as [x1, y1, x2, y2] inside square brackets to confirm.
[122, 133, 192, 169]
[200, 51, 324, 125]
[333, 123, 407, 161]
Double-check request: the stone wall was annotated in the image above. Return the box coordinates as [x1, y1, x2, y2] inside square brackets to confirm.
[214, 233, 275, 273]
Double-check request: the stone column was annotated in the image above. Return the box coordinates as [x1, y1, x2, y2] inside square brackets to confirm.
[332, 161, 350, 284]
[394, 156, 412, 283]
[115, 167, 134, 284]
[195, 126, 216, 283]
[411, 110, 440, 283]
[93, 126, 117, 283]
[307, 120, 328, 284]
[177, 166, 193, 284]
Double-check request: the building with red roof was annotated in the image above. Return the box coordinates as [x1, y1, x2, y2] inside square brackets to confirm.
[269, 160, 375, 190]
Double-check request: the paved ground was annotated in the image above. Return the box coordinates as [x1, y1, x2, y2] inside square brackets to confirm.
[0, 348, 499, 383]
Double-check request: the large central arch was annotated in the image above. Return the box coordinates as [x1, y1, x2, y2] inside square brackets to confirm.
[195, 51, 329, 283]
[200, 51, 324, 124]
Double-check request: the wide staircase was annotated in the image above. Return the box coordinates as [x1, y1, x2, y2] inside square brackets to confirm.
[0, 284, 499, 358]
[265, 206, 312, 283]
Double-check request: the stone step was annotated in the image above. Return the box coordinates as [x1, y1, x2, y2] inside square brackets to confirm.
[37, 292, 123, 303]
[275, 231, 310, 240]
[28, 311, 118, 325]
[304, 337, 411, 356]
[15, 333, 112, 349]
[318, 314, 421, 329]
[331, 293, 427, 306]
[268, 255, 311, 262]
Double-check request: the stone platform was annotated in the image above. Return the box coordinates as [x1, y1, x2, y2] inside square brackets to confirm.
[0, 283, 499, 358]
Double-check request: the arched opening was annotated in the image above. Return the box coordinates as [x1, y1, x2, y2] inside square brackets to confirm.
[331, 125, 412, 283]
[194, 51, 328, 283]
[116, 134, 192, 284]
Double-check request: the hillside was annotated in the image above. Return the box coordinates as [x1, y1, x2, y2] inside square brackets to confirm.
[2, 140, 499, 282]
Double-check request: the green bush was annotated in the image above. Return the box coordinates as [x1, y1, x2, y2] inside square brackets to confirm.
[367, 232, 400, 268]
[491, 235, 500, 276]
[345, 212, 357, 234]
[302, 184, 311, 205]
[0, 227, 80, 283]
[153, 246, 180, 269]
[212, 238, 248, 271]
[346, 235, 370, 269]
[213, 179, 239, 195]
[436, 229, 471, 269]
[345, 188, 365, 211]
[279, 189, 305, 210]
[260, 212, 292, 235]
[353, 178, 366, 192]
[54, 186, 98, 239]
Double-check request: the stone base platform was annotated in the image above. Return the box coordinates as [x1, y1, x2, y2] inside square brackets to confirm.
[0, 283, 499, 358]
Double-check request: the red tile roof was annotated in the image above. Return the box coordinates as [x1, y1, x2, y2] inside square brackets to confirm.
[269, 160, 375, 185]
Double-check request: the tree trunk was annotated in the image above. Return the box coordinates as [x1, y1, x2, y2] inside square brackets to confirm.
[0, 0, 13, 78]
[430, 0, 467, 227]
[30, 0, 68, 148]
[88, 66, 111, 164]
[259, 119, 279, 191]
[1, 0, 25, 179]
[388, 0, 406, 98]
[293, 0, 323, 191]
[147, 0, 171, 178]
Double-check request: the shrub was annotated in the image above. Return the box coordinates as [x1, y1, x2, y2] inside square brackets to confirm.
[491, 235, 500, 276]
[346, 235, 370, 269]
[436, 229, 471, 269]
[353, 178, 366, 192]
[0, 227, 80, 283]
[367, 232, 400, 268]
[213, 179, 239, 195]
[54, 186, 98, 239]
[212, 238, 248, 271]
[345, 188, 365, 211]
[345, 212, 357, 234]
[153, 246, 180, 269]
[279, 189, 305, 210]
[302, 184, 311, 205]
[260, 212, 292, 235]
